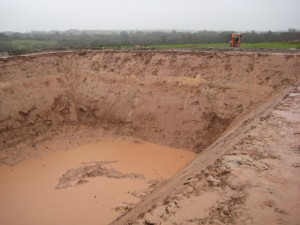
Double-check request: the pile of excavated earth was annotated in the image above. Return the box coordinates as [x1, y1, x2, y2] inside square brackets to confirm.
[0, 49, 299, 225]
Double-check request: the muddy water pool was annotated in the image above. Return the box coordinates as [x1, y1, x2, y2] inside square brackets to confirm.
[0, 139, 196, 225]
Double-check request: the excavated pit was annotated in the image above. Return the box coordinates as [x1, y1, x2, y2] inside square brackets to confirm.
[0, 49, 299, 225]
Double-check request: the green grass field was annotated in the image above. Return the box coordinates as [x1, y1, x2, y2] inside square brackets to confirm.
[13, 39, 57, 49]
[0, 39, 57, 51]
[140, 42, 300, 49]
[241, 42, 300, 49]
[0, 39, 299, 52]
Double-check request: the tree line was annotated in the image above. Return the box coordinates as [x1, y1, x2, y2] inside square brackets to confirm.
[0, 29, 299, 52]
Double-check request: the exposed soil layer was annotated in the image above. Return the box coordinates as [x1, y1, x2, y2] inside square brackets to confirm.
[0, 49, 299, 225]
[1, 50, 299, 155]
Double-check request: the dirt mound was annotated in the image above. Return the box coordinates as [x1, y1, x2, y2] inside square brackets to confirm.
[0, 50, 299, 154]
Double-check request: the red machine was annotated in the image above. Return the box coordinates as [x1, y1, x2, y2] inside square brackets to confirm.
[230, 33, 241, 47]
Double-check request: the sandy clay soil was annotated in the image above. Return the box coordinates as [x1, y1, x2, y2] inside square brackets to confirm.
[0, 49, 299, 225]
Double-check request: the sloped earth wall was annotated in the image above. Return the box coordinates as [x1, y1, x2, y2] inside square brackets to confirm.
[0, 50, 299, 153]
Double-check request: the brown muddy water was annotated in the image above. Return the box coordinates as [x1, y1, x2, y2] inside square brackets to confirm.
[0, 140, 196, 225]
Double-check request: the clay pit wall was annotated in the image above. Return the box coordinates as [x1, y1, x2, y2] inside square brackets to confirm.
[0, 50, 299, 151]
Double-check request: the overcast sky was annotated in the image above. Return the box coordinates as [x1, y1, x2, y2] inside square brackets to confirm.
[0, 0, 299, 32]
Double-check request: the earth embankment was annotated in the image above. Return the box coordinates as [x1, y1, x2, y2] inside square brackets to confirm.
[1, 50, 299, 153]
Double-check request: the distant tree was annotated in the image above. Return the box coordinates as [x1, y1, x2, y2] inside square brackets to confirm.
[243, 31, 263, 43]
[120, 31, 130, 45]
[0, 33, 9, 39]
[263, 31, 276, 42]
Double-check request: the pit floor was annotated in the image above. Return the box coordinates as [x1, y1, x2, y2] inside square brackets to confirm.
[0, 138, 196, 225]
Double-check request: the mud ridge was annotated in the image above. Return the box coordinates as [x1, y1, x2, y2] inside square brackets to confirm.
[56, 161, 145, 189]
[111, 82, 300, 225]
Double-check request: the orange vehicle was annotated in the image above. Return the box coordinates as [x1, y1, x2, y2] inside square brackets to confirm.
[229, 32, 241, 47]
